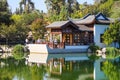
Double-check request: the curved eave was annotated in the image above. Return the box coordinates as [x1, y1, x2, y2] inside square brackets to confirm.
[46, 26, 61, 29]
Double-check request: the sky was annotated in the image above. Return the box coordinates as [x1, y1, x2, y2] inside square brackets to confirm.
[7, 0, 94, 13]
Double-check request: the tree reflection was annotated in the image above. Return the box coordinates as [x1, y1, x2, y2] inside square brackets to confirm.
[0, 58, 45, 80]
[102, 60, 120, 80]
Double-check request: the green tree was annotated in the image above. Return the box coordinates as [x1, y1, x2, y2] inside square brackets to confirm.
[30, 18, 46, 40]
[19, 0, 35, 14]
[0, 0, 12, 25]
[0, 23, 28, 45]
[10, 11, 44, 44]
[110, 1, 120, 18]
[98, 0, 113, 16]
[45, 0, 65, 15]
[45, 0, 80, 22]
[0, 24, 17, 44]
[102, 21, 120, 48]
[59, 6, 68, 21]
[10, 14, 22, 25]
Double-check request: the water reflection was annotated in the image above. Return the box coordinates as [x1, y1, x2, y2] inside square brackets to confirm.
[0, 57, 94, 80]
[0, 57, 45, 80]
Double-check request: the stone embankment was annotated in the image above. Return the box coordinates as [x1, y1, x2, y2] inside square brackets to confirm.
[0, 45, 12, 58]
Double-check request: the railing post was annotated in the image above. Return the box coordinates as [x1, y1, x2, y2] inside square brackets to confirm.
[53, 41, 54, 48]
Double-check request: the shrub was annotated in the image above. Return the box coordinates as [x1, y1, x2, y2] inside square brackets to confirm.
[106, 47, 120, 59]
[88, 44, 100, 53]
[12, 44, 25, 60]
[88, 54, 100, 61]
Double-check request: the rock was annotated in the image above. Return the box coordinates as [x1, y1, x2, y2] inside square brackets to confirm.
[96, 50, 102, 56]
[102, 48, 106, 54]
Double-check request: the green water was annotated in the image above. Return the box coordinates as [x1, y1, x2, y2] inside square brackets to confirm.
[0, 58, 93, 80]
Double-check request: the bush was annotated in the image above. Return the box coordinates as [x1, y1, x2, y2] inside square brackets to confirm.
[88, 54, 100, 61]
[12, 44, 25, 60]
[106, 47, 120, 59]
[88, 44, 100, 53]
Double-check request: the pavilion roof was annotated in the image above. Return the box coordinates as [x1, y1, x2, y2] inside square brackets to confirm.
[46, 12, 115, 29]
[46, 21, 69, 28]
[78, 25, 93, 31]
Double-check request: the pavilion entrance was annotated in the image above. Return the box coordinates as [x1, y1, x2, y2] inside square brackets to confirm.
[62, 33, 73, 45]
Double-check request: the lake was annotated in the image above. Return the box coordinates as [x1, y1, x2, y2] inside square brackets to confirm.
[0, 57, 93, 80]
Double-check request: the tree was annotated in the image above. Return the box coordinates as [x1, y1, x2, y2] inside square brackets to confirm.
[0, 0, 9, 12]
[110, 1, 120, 18]
[102, 21, 120, 48]
[0, 23, 28, 45]
[0, 0, 12, 25]
[30, 18, 46, 40]
[19, 0, 35, 14]
[59, 6, 68, 21]
[45, 0, 80, 22]
[45, 0, 65, 15]
[0, 24, 17, 45]
[10, 14, 22, 25]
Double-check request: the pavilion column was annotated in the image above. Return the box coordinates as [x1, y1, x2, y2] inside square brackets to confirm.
[50, 33, 53, 42]
[60, 33, 62, 42]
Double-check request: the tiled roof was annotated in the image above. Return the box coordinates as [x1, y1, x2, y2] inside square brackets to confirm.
[77, 25, 93, 31]
[46, 13, 115, 28]
[73, 15, 95, 25]
[46, 21, 69, 28]
[95, 20, 111, 24]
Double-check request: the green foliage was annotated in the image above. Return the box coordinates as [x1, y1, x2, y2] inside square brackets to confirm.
[30, 65, 45, 80]
[0, 13, 12, 25]
[106, 47, 120, 59]
[0, 23, 28, 44]
[88, 44, 100, 53]
[0, 0, 11, 25]
[0, 24, 17, 39]
[88, 54, 100, 61]
[12, 44, 25, 60]
[19, 0, 34, 14]
[102, 21, 120, 47]
[110, 1, 120, 18]
[30, 18, 46, 40]
[98, 0, 113, 16]
[45, 0, 80, 22]
[102, 60, 120, 80]
[11, 11, 43, 25]
[59, 6, 68, 21]
[10, 14, 22, 25]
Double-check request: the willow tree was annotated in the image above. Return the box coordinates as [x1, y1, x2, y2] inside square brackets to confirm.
[102, 21, 120, 48]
